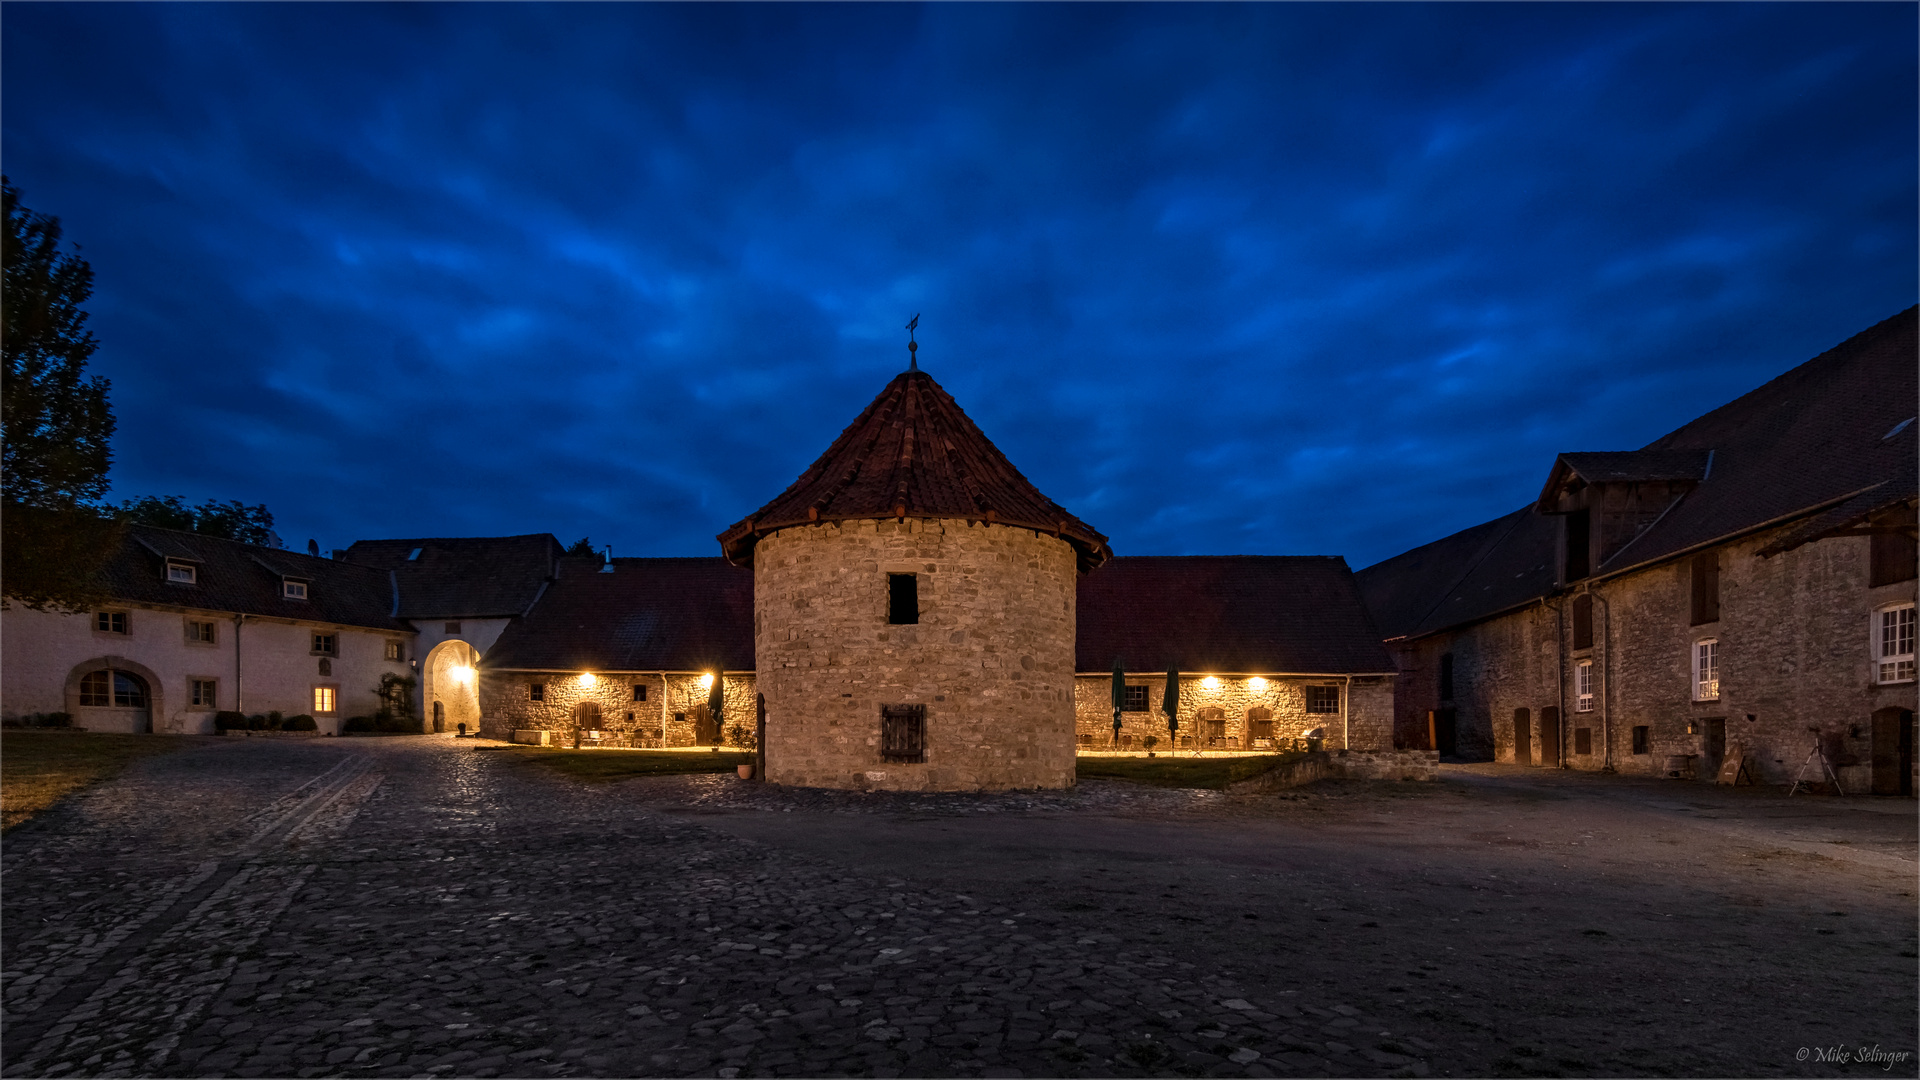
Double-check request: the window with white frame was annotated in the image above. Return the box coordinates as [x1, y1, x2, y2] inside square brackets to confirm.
[190, 678, 218, 708]
[1575, 660, 1594, 712]
[1693, 639, 1720, 701]
[166, 560, 197, 584]
[1877, 604, 1916, 684]
[283, 578, 309, 600]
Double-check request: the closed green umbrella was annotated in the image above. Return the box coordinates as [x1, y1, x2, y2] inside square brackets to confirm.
[1163, 667, 1180, 752]
[708, 672, 725, 745]
[1110, 658, 1126, 748]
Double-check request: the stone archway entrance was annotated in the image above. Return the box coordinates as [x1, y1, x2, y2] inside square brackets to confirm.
[67, 660, 158, 734]
[423, 640, 480, 736]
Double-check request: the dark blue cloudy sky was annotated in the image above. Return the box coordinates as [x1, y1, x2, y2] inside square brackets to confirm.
[4, 3, 1913, 567]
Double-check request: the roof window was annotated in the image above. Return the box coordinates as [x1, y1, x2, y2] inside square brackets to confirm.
[409, 547, 423, 561]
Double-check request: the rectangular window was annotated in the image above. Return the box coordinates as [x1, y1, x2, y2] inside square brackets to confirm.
[283, 578, 309, 600]
[1870, 517, 1918, 586]
[1305, 685, 1340, 714]
[1575, 660, 1594, 712]
[79, 670, 111, 707]
[1572, 594, 1593, 651]
[190, 679, 218, 709]
[1877, 605, 1916, 683]
[444, 621, 462, 634]
[384, 640, 405, 662]
[632, 683, 648, 702]
[95, 611, 128, 635]
[1693, 639, 1720, 701]
[530, 682, 546, 702]
[1690, 552, 1720, 625]
[887, 574, 919, 625]
[1439, 653, 1455, 701]
[186, 619, 218, 644]
[311, 634, 337, 656]
[880, 703, 927, 762]
[1565, 508, 1591, 581]
[166, 560, 197, 584]
[312, 686, 337, 714]
[1631, 725, 1650, 755]
[1574, 728, 1593, 755]
[1121, 685, 1149, 712]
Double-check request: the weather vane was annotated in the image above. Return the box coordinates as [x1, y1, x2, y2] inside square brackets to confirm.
[906, 313, 920, 371]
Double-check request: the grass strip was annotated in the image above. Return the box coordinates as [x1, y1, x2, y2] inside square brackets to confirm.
[2, 731, 189, 831]
[488, 746, 754, 783]
[1075, 752, 1308, 790]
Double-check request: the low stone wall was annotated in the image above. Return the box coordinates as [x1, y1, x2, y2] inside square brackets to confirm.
[1225, 753, 1334, 793]
[1331, 749, 1439, 781]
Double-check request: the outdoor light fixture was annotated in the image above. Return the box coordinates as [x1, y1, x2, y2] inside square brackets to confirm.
[579, 672, 598, 688]
[700, 673, 715, 689]
[1249, 677, 1267, 689]
[450, 665, 475, 685]
[1201, 676, 1220, 690]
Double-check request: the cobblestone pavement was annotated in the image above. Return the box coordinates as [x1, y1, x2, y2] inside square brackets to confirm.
[3, 740, 1431, 1079]
[3, 740, 1914, 1079]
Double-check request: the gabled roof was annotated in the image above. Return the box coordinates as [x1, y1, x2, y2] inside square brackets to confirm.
[338, 534, 561, 619]
[717, 368, 1110, 571]
[1358, 306, 1919, 641]
[1534, 449, 1713, 511]
[1076, 556, 1395, 674]
[104, 525, 410, 631]
[480, 557, 753, 673]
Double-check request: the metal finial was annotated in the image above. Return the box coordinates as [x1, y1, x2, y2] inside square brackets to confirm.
[905, 313, 920, 371]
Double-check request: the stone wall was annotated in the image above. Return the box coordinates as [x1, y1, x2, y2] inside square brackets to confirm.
[1387, 522, 1919, 790]
[1071, 674, 1395, 752]
[753, 518, 1078, 791]
[478, 671, 759, 749]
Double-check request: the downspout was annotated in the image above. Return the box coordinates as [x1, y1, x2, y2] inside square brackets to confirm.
[233, 614, 246, 713]
[1342, 674, 1352, 751]
[1593, 589, 1614, 772]
[1548, 598, 1566, 768]
[660, 671, 669, 748]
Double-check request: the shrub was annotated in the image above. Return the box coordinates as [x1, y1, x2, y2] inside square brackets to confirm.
[1, 711, 74, 728]
[266, 710, 284, 730]
[214, 711, 250, 732]
[377, 713, 420, 733]
[342, 715, 373, 732]
[283, 714, 317, 731]
[247, 714, 269, 730]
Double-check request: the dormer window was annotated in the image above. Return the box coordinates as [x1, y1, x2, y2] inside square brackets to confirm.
[166, 560, 197, 584]
[409, 547, 423, 561]
[283, 578, 309, 600]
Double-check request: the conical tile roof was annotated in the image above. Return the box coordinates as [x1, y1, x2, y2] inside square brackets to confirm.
[718, 368, 1110, 571]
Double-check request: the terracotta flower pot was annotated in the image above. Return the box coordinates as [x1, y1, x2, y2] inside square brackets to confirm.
[736, 763, 755, 780]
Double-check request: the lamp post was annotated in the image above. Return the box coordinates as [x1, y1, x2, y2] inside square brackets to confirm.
[1110, 658, 1125, 750]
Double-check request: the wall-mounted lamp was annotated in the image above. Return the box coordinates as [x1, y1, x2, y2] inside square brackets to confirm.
[450, 665, 475, 686]
[579, 672, 597, 688]
[1248, 677, 1267, 689]
[700, 672, 715, 689]
[1201, 676, 1220, 690]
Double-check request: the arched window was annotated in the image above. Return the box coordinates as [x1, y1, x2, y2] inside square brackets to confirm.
[574, 700, 602, 730]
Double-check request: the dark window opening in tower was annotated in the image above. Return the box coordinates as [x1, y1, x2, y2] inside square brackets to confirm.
[888, 573, 919, 625]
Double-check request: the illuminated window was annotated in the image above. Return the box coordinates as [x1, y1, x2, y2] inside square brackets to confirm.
[190, 679, 218, 708]
[283, 578, 308, 600]
[1121, 686, 1149, 712]
[1305, 686, 1340, 714]
[311, 634, 337, 656]
[1575, 660, 1594, 712]
[1876, 604, 1915, 684]
[166, 560, 197, 584]
[186, 619, 217, 644]
[385, 640, 405, 662]
[1693, 640, 1720, 701]
[95, 611, 128, 635]
[313, 686, 337, 714]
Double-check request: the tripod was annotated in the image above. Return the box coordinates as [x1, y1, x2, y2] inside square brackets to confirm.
[1787, 731, 1844, 797]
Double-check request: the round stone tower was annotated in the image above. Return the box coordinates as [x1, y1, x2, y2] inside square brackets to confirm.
[717, 356, 1109, 792]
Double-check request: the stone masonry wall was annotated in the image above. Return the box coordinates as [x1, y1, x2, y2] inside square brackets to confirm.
[1071, 674, 1395, 752]
[479, 671, 758, 749]
[754, 518, 1078, 792]
[1388, 524, 1919, 790]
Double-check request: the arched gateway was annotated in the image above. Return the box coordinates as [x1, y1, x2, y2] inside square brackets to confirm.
[718, 347, 1110, 792]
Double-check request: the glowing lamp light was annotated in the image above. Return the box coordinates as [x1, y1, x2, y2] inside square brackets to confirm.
[449, 665, 475, 686]
[579, 672, 597, 688]
[1249, 676, 1267, 689]
[700, 673, 715, 689]
[1201, 676, 1220, 690]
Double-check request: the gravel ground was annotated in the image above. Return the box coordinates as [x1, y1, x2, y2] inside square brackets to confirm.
[1, 738, 1913, 1079]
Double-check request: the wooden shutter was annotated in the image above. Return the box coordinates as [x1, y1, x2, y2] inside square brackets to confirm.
[881, 704, 926, 762]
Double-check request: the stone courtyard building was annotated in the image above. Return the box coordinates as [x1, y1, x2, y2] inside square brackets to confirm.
[717, 362, 1112, 792]
[1356, 307, 1919, 795]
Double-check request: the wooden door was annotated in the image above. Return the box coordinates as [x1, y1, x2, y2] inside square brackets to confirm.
[1540, 707, 1562, 766]
[693, 704, 720, 745]
[1871, 707, 1916, 796]
[1703, 718, 1726, 780]
[1513, 708, 1531, 765]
